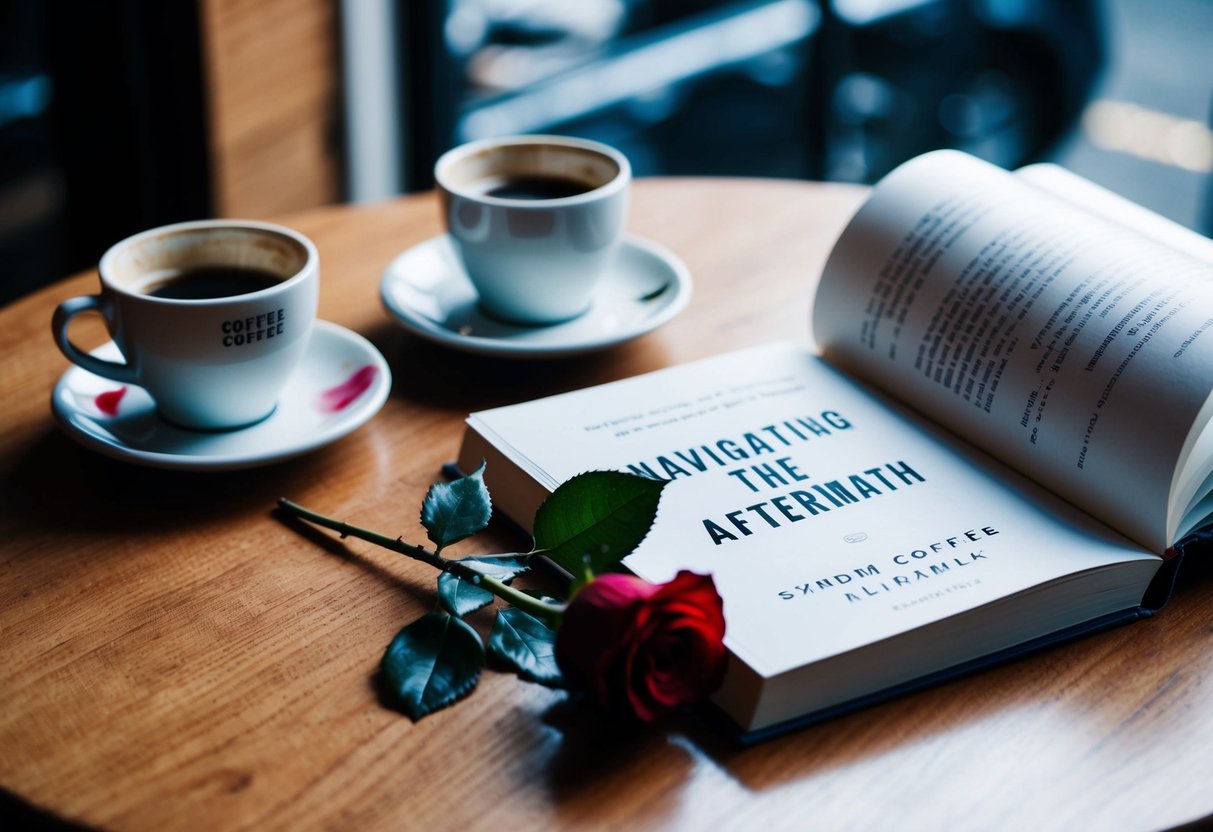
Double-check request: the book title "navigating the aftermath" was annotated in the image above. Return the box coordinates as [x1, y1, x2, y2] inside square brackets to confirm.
[622, 410, 928, 545]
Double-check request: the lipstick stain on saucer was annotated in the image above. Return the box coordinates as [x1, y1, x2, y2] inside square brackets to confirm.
[95, 387, 127, 416]
[318, 365, 378, 413]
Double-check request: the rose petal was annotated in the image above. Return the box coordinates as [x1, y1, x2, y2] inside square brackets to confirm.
[557, 569, 727, 721]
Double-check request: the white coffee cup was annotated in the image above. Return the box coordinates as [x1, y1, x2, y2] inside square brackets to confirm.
[434, 134, 631, 325]
[51, 220, 318, 430]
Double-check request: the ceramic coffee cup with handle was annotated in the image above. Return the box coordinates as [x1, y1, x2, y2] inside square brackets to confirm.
[51, 220, 318, 430]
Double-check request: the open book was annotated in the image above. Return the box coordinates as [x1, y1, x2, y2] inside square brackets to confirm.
[455, 150, 1213, 739]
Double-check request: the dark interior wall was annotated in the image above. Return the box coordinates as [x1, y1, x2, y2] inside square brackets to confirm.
[0, 0, 211, 306]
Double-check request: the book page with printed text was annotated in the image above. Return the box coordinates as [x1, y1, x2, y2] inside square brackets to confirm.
[466, 344, 1159, 694]
[813, 151, 1213, 552]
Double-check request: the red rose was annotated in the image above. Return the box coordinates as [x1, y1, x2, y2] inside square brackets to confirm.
[555, 570, 727, 721]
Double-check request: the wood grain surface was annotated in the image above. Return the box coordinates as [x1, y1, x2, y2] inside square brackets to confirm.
[198, 0, 341, 218]
[2, 179, 1211, 831]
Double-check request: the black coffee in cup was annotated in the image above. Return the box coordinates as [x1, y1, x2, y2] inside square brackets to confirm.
[480, 174, 593, 201]
[140, 265, 282, 300]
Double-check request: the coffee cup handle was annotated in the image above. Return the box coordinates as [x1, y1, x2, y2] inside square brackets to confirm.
[51, 295, 138, 385]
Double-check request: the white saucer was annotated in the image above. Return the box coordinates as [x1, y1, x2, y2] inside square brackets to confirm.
[50, 321, 392, 471]
[379, 234, 691, 358]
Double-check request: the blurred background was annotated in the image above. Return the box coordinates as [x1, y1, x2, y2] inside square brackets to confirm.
[1, 0, 1211, 305]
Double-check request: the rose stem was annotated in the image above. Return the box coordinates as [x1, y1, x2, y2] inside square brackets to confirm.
[277, 497, 564, 627]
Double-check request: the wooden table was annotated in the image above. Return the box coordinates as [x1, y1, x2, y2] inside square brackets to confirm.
[2, 179, 1210, 831]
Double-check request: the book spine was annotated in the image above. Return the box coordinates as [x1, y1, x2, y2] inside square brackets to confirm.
[1145, 528, 1212, 611]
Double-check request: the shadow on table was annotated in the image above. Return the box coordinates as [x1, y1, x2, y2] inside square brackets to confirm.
[1, 319, 674, 545]
[270, 500, 436, 610]
[0, 423, 352, 539]
[527, 572, 1208, 804]
[521, 696, 698, 826]
[528, 684, 961, 802]
[361, 320, 676, 413]
[503, 680, 1006, 822]
[0, 787, 95, 831]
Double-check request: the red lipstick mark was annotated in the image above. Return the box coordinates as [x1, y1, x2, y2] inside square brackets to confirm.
[95, 387, 127, 416]
[318, 365, 378, 413]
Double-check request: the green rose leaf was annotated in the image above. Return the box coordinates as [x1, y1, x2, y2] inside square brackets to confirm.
[437, 555, 530, 616]
[421, 461, 492, 553]
[437, 571, 495, 617]
[533, 470, 666, 575]
[488, 607, 564, 686]
[381, 612, 484, 720]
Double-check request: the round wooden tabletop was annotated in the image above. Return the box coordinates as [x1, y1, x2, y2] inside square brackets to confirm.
[1, 179, 1209, 831]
